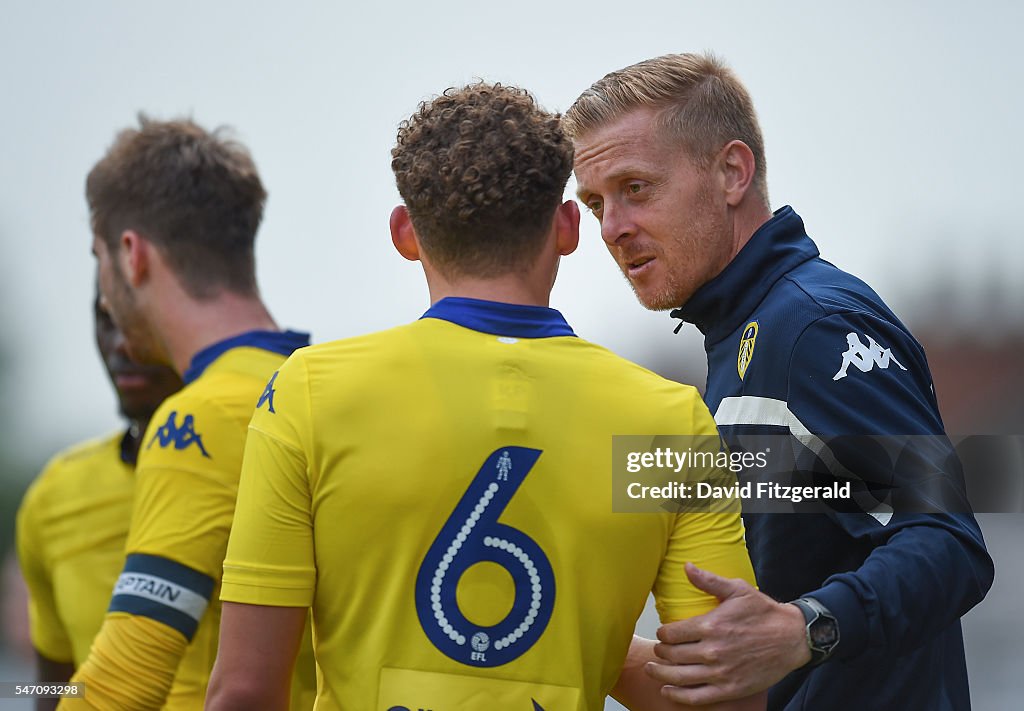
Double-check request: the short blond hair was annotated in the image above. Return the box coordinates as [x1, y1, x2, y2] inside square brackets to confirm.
[564, 53, 767, 202]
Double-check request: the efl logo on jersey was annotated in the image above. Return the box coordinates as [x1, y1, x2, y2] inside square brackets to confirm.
[737, 321, 758, 380]
[146, 410, 211, 458]
[833, 332, 908, 381]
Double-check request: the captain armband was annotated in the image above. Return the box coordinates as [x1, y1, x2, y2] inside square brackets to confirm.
[109, 553, 215, 641]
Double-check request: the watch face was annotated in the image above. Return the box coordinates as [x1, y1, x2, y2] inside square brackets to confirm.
[810, 617, 839, 648]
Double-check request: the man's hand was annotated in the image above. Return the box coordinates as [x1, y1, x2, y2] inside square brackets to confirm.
[646, 562, 810, 705]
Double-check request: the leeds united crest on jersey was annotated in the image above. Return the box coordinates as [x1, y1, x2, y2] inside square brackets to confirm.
[737, 321, 758, 380]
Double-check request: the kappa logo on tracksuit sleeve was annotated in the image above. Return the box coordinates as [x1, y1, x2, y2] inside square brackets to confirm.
[833, 332, 908, 381]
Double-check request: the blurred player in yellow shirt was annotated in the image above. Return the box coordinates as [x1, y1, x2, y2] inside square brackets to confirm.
[61, 116, 315, 710]
[17, 295, 181, 710]
[207, 84, 763, 711]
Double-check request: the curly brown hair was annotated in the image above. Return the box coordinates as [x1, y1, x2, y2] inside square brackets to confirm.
[86, 114, 267, 299]
[391, 83, 573, 278]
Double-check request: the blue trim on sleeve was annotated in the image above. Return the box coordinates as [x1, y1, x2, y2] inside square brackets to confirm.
[421, 297, 576, 339]
[108, 595, 203, 641]
[119, 554, 216, 597]
[183, 330, 311, 384]
[108, 554, 216, 641]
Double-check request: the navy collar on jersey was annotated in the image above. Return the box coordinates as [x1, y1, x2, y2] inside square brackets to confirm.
[671, 205, 820, 343]
[421, 297, 576, 338]
[182, 329, 311, 384]
[119, 426, 138, 465]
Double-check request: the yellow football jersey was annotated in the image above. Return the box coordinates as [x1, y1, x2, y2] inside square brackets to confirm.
[69, 331, 316, 710]
[17, 432, 134, 666]
[222, 299, 755, 710]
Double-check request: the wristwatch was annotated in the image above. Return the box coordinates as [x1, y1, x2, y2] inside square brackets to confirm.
[790, 596, 840, 667]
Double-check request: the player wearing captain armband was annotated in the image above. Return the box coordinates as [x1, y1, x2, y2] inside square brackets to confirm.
[16, 295, 181, 711]
[206, 84, 764, 711]
[61, 116, 315, 710]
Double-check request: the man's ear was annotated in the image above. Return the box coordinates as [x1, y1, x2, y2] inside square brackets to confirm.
[390, 205, 421, 262]
[555, 200, 581, 257]
[119, 229, 150, 287]
[719, 140, 757, 207]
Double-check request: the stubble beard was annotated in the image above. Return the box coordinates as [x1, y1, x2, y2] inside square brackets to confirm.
[106, 266, 164, 366]
[627, 265, 685, 312]
[628, 190, 729, 313]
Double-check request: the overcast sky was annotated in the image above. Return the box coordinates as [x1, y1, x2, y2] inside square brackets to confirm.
[1, 0, 1021, 457]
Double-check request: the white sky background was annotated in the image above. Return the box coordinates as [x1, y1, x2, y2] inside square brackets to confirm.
[1, 0, 1022, 456]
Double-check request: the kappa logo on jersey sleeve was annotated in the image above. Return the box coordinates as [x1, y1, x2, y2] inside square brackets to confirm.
[833, 332, 908, 381]
[257, 371, 278, 413]
[146, 410, 211, 458]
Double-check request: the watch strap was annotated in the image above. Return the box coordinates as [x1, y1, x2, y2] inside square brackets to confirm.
[790, 596, 839, 667]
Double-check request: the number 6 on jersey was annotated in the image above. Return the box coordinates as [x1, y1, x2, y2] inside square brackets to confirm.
[415, 446, 555, 667]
